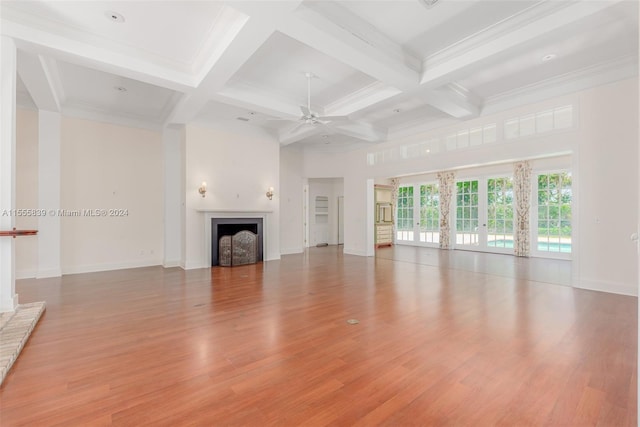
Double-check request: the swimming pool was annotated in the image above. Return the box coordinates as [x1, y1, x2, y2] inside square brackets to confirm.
[488, 239, 572, 253]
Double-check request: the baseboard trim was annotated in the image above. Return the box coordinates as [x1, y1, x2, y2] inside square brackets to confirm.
[183, 261, 208, 270]
[280, 247, 303, 255]
[163, 260, 181, 268]
[36, 268, 62, 279]
[62, 259, 163, 275]
[16, 269, 37, 280]
[343, 247, 368, 257]
[574, 278, 638, 297]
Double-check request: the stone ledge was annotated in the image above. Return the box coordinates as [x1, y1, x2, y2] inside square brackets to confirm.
[0, 302, 46, 386]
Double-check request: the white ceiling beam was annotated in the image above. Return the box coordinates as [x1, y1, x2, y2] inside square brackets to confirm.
[330, 121, 386, 142]
[279, 1, 420, 92]
[323, 81, 402, 117]
[422, 83, 480, 119]
[279, 123, 322, 146]
[16, 52, 62, 112]
[4, 20, 194, 93]
[421, 0, 627, 87]
[212, 84, 301, 119]
[167, 1, 304, 125]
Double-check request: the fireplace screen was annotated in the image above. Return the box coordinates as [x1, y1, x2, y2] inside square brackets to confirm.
[218, 230, 258, 266]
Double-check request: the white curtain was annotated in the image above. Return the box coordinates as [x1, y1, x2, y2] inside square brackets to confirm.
[513, 161, 532, 257]
[437, 171, 455, 249]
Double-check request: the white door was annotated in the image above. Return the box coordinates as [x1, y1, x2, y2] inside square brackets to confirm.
[454, 177, 514, 254]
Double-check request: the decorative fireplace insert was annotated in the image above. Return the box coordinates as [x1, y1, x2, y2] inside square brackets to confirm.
[219, 230, 258, 266]
[211, 218, 263, 266]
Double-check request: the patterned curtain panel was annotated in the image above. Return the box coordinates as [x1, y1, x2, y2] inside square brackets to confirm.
[390, 178, 400, 240]
[513, 161, 532, 257]
[437, 171, 455, 249]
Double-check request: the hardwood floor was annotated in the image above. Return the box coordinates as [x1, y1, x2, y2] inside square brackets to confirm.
[0, 246, 636, 425]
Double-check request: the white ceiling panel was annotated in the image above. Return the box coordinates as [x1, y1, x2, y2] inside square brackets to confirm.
[5, 0, 638, 150]
[56, 60, 179, 123]
[230, 31, 377, 109]
[2, 0, 226, 69]
[458, 1, 639, 98]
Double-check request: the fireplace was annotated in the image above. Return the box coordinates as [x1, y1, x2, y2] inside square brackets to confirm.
[211, 218, 263, 266]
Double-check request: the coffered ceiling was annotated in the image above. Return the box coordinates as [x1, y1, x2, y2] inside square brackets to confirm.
[2, 0, 638, 151]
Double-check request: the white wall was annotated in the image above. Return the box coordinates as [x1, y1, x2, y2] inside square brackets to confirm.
[183, 123, 280, 269]
[279, 146, 304, 254]
[15, 108, 38, 278]
[576, 79, 639, 295]
[302, 78, 639, 295]
[60, 116, 164, 273]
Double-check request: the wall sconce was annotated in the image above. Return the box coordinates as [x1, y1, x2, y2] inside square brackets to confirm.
[266, 186, 274, 200]
[198, 181, 207, 198]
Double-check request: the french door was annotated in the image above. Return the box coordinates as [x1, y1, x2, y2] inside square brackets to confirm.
[397, 177, 514, 253]
[455, 177, 514, 253]
[396, 184, 439, 247]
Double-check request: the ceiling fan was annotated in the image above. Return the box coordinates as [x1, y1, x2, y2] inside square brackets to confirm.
[270, 72, 350, 133]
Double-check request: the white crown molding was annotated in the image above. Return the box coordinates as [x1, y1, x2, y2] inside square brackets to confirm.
[2, 3, 230, 80]
[61, 103, 163, 132]
[420, 0, 626, 87]
[298, 1, 422, 74]
[2, 18, 195, 91]
[323, 81, 402, 117]
[423, 1, 566, 68]
[483, 55, 638, 115]
[218, 79, 305, 118]
[190, 5, 250, 83]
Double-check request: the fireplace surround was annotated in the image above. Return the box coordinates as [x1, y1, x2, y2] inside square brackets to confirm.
[199, 210, 272, 269]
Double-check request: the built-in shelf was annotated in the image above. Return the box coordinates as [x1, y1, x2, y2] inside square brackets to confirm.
[315, 196, 329, 244]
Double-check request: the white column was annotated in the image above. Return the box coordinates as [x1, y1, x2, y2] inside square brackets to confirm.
[37, 111, 61, 278]
[0, 36, 18, 312]
[366, 178, 375, 256]
[163, 126, 184, 267]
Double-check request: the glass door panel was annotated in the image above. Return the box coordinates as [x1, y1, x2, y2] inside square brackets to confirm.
[419, 184, 439, 244]
[486, 177, 514, 250]
[396, 186, 414, 242]
[455, 180, 479, 247]
[535, 172, 572, 255]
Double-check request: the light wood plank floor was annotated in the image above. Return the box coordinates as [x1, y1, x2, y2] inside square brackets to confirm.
[0, 246, 636, 425]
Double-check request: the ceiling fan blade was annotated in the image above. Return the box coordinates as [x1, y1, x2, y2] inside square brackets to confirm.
[317, 115, 350, 122]
[289, 121, 311, 134]
[300, 105, 311, 116]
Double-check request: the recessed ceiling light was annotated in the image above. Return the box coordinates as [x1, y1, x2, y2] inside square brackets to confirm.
[542, 54, 557, 62]
[425, 149, 431, 153]
[393, 109, 401, 113]
[248, 112, 256, 116]
[113, 86, 127, 92]
[321, 134, 329, 138]
[105, 11, 125, 23]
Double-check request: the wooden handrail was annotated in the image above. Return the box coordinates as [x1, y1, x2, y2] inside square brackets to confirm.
[0, 228, 38, 238]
